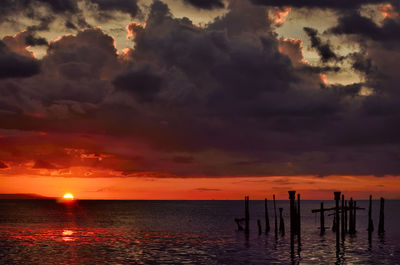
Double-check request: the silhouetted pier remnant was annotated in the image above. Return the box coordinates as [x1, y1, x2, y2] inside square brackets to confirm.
[297, 194, 301, 241]
[234, 218, 245, 231]
[265, 198, 270, 233]
[320, 202, 325, 234]
[245, 196, 250, 234]
[279, 207, 285, 236]
[341, 195, 345, 239]
[353, 201, 357, 233]
[344, 201, 348, 233]
[289, 191, 296, 236]
[257, 219, 262, 235]
[349, 198, 355, 234]
[378, 197, 385, 234]
[311, 202, 340, 234]
[367, 195, 374, 234]
[334, 191, 341, 247]
[332, 215, 336, 232]
[273, 194, 278, 238]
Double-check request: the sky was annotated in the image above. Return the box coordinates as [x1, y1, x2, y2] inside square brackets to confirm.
[0, 0, 400, 200]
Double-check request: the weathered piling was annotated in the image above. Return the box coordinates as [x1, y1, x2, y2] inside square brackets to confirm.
[273, 194, 278, 238]
[245, 196, 249, 234]
[344, 201, 348, 233]
[349, 198, 355, 234]
[257, 219, 262, 235]
[297, 194, 301, 238]
[332, 215, 336, 232]
[279, 207, 285, 236]
[353, 201, 357, 233]
[265, 198, 270, 233]
[320, 202, 325, 234]
[378, 197, 385, 234]
[341, 195, 345, 239]
[289, 191, 296, 236]
[334, 192, 341, 246]
[234, 218, 244, 231]
[367, 195, 374, 233]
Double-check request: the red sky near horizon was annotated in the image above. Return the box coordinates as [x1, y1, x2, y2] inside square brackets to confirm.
[1, 0, 400, 199]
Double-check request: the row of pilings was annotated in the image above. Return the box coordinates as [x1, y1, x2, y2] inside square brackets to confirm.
[236, 191, 385, 249]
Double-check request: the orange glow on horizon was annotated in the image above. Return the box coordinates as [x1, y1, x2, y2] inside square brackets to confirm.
[0, 173, 399, 200]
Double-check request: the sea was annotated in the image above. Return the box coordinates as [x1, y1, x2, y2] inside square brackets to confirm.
[0, 200, 399, 264]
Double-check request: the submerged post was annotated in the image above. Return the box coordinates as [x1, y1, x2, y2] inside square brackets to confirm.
[289, 191, 296, 236]
[341, 195, 345, 239]
[368, 195, 374, 233]
[349, 198, 355, 234]
[344, 201, 348, 233]
[320, 202, 325, 235]
[297, 194, 301, 238]
[273, 194, 278, 238]
[279, 207, 285, 236]
[334, 192, 341, 246]
[354, 201, 357, 233]
[378, 197, 385, 234]
[265, 198, 270, 233]
[257, 219, 262, 235]
[245, 196, 249, 234]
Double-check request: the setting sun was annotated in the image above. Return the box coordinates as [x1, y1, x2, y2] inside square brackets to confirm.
[63, 193, 74, 200]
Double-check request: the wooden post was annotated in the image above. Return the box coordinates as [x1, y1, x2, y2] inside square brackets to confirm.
[353, 201, 357, 233]
[368, 195, 374, 233]
[245, 196, 249, 234]
[288, 191, 296, 236]
[344, 201, 348, 233]
[297, 194, 301, 238]
[257, 219, 262, 235]
[273, 194, 278, 238]
[332, 215, 336, 232]
[341, 195, 345, 239]
[378, 197, 385, 234]
[349, 198, 354, 234]
[265, 198, 270, 233]
[334, 192, 341, 246]
[293, 204, 298, 235]
[279, 207, 285, 236]
[320, 202, 325, 235]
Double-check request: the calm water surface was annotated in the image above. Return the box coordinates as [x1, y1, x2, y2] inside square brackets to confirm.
[0, 200, 399, 264]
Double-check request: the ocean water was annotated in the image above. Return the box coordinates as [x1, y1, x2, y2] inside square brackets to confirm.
[0, 200, 399, 264]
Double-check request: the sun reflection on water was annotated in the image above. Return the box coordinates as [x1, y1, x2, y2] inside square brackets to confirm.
[62, 229, 75, 242]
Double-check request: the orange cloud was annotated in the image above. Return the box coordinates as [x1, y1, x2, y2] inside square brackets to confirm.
[2, 31, 35, 58]
[379, 4, 399, 19]
[320, 73, 327, 85]
[271, 7, 291, 26]
[278, 38, 307, 67]
[126, 22, 145, 40]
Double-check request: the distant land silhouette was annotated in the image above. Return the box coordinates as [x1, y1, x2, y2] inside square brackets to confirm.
[0, 193, 54, 199]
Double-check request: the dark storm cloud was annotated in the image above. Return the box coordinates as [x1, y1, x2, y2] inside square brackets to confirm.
[182, 0, 225, 9]
[24, 34, 48, 47]
[0, 0, 141, 34]
[112, 66, 164, 102]
[303, 27, 338, 62]
[90, 0, 140, 17]
[329, 12, 400, 42]
[0, 41, 40, 79]
[2, 0, 400, 177]
[250, 0, 386, 9]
